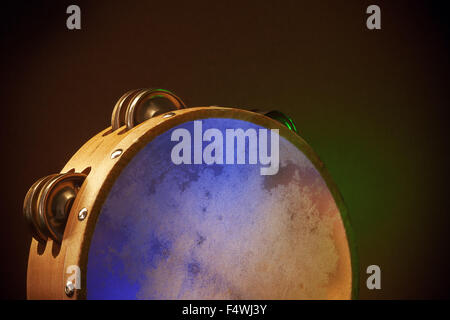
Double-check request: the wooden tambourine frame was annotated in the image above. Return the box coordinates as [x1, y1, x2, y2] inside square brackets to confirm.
[26, 107, 359, 299]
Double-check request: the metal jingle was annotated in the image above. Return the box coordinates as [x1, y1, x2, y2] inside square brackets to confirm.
[23, 172, 87, 243]
[111, 89, 146, 131]
[125, 89, 186, 130]
[23, 174, 58, 243]
[250, 109, 299, 134]
[37, 172, 87, 243]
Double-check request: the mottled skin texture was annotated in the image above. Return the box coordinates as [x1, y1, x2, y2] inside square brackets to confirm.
[86, 119, 352, 299]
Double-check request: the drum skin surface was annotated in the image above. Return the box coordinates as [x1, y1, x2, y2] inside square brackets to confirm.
[86, 118, 352, 299]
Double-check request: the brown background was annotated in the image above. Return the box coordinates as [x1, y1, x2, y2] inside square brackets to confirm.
[1, 0, 449, 299]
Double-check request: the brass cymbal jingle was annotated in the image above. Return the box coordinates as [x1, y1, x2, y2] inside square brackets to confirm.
[23, 173, 87, 243]
[111, 88, 186, 132]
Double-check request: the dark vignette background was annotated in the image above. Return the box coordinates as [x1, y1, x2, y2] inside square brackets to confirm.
[0, 0, 448, 299]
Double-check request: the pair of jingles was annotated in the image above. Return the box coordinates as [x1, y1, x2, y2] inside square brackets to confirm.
[24, 89, 358, 299]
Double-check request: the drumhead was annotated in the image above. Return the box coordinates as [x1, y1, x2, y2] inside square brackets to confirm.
[86, 117, 354, 299]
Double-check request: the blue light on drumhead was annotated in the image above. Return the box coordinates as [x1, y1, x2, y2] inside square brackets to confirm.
[86, 118, 353, 299]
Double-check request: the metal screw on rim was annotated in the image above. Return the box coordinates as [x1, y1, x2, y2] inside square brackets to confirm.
[162, 112, 175, 118]
[111, 149, 123, 159]
[65, 281, 75, 297]
[78, 208, 88, 221]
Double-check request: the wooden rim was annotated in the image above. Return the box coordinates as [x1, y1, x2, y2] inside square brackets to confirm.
[27, 106, 358, 299]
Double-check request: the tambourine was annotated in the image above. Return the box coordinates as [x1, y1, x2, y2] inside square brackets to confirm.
[24, 88, 358, 299]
